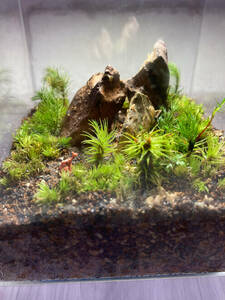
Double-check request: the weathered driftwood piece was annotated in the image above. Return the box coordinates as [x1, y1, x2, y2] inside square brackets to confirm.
[61, 66, 127, 145]
[61, 40, 169, 146]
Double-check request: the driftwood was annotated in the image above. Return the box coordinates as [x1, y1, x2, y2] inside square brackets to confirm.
[61, 40, 169, 146]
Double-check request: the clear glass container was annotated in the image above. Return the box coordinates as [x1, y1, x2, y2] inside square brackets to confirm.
[0, 0, 224, 281]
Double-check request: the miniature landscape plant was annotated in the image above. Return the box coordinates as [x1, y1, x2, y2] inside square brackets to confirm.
[34, 122, 137, 204]
[218, 178, 225, 190]
[156, 64, 225, 192]
[168, 62, 180, 94]
[0, 67, 71, 184]
[35, 180, 60, 205]
[122, 129, 174, 187]
[43, 67, 70, 105]
[2, 60, 225, 203]
[82, 120, 116, 166]
[34, 62, 225, 204]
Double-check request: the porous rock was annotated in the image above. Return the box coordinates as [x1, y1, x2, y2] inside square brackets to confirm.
[61, 40, 169, 146]
[121, 92, 156, 136]
[126, 39, 169, 108]
[61, 65, 127, 145]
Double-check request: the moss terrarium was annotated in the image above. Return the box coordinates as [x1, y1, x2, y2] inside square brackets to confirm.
[0, 40, 225, 281]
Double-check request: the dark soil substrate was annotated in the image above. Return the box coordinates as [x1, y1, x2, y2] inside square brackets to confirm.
[0, 148, 225, 281]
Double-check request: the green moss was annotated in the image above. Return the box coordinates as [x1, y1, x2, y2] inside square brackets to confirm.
[218, 178, 225, 190]
[2, 62, 224, 204]
[2, 67, 71, 182]
[34, 180, 60, 205]
[168, 62, 180, 94]
[70, 153, 136, 195]
[193, 179, 209, 193]
[0, 176, 10, 187]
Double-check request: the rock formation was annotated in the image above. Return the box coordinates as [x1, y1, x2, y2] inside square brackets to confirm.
[61, 66, 127, 145]
[120, 92, 156, 137]
[126, 39, 169, 109]
[61, 40, 169, 146]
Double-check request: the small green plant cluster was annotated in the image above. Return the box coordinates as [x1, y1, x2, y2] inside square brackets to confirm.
[34, 121, 138, 204]
[82, 120, 116, 165]
[157, 63, 225, 192]
[118, 64, 225, 192]
[1, 67, 71, 183]
[2, 62, 225, 204]
[34, 180, 60, 204]
[35, 76, 225, 204]
[218, 177, 225, 190]
[168, 62, 180, 94]
[122, 129, 174, 186]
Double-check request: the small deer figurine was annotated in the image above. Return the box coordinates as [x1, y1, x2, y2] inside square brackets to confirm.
[59, 152, 78, 173]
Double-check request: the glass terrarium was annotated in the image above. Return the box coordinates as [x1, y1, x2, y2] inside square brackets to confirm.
[0, 0, 225, 281]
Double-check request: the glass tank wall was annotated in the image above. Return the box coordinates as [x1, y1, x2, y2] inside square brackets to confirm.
[0, 0, 225, 281]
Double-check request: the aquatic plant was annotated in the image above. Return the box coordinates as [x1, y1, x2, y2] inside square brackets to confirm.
[175, 108, 207, 152]
[82, 120, 116, 166]
[0, 176, 8, 187]
[155, 91, 225, 191]
[33, 155, 135, 205]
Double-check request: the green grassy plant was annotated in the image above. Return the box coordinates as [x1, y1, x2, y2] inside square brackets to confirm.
[156, 89, 225, 190]
[33, 153, 137, 205]
[70, 155, 133, 194]
[59, 170, 75, 196]
[2, 158, 45, 181]
[195, 98, 225, 143]
[218, 178, 225, 190]
[82, 120, 116, 165]
[122, 128, 174, 186]
[34, 180, 60, 204]
[0, 176, 10, 187]
[2, 67, 71, 182]
[43, 67, 70, 104]
[193, 179, 209, 193]
[168, 62, 180, 94]
[31, 88, 68, 136]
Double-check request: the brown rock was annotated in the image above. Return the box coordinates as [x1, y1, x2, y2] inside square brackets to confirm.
[61, 40, 169, 146]
[61, 65, 127, 145]
[126, 39, 169, 108]
[120, 92, 156, 137]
